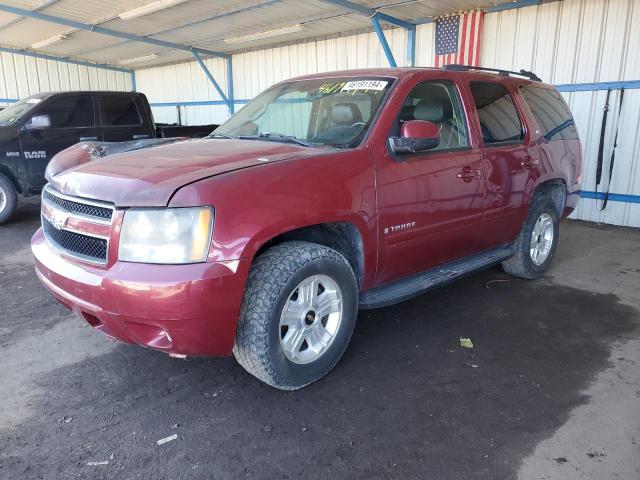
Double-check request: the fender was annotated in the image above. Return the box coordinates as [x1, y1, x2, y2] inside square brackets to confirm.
[170, 148, 379, 289]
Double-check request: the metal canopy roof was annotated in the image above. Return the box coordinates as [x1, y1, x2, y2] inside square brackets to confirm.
[0, 0, 517, 69]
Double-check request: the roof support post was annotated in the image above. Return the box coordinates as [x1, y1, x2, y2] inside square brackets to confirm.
[370, 16, 396, 68]
[319, 0, 416, 66]
[192, 51, 232, 115]
[226, 57, 235, 114]
[406, 24, 416, 67]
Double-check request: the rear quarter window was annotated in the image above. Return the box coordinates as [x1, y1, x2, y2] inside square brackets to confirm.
[100, 95, 142, 126]
[520, 86, 579, 141]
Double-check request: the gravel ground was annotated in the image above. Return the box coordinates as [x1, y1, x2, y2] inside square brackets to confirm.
[1, 197, 639, 480]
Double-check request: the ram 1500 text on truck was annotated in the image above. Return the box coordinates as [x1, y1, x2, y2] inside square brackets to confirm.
[0, 90, 217, 224]
[32, 67, 582, 389]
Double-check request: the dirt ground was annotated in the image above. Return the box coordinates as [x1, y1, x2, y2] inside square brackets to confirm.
[1, 197, 639, 480]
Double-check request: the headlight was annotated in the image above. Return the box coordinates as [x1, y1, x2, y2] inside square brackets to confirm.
[119, 207, 213, 264]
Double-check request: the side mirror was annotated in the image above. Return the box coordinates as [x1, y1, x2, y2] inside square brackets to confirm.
[26, 114, 51, 130]
[389, 120, 440, 155]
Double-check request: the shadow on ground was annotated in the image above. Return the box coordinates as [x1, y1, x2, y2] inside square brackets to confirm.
[1, 257, 637, 479]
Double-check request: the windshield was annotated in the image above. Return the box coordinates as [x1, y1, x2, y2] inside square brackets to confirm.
[214, 77, 393, 148]
[0, 96, 44, 125]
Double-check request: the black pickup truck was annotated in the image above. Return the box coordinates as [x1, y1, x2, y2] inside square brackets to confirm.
[0, 91, 218, 224]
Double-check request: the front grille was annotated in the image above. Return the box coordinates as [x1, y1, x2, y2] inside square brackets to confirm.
[43, 217, 108, 263]
[43, 188, 113, 221]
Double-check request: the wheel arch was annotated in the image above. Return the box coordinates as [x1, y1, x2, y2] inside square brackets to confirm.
[252, 221, 367, 289]
[532, 178, 567, 217]
[0, 164, 23, 195]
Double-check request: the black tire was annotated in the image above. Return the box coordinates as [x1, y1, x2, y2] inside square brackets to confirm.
[0, 174, 18, 225]
[233, 241, 358, 390]
[502, 196, 559, 279]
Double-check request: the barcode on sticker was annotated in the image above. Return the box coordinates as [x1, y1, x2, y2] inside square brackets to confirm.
[342, 80, 388, 91]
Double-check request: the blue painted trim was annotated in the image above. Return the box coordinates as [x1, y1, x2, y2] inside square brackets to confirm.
[486, 0, 543, 13]
[320, 0, 415, 67]
[0, 46, 132, 74]
[556, 80, 640, 92]
[579, 191, 640, 204]
[414, 0, 555, 24]
[192, 51, 231, 114]
[406, 25, 416, 67]
[226, 58, 235, 114]
[371, 16, 397, 68]
[0, 98, 18, 103]
[151, 100, 229, 107]
[0, 4, 230, 59]
[320, 0, 415, 29]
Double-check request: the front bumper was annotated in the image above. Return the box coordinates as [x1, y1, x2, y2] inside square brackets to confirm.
[32, 228, 250, 356]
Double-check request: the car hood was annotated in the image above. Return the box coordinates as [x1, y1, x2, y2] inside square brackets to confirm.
[50, 138, 328, 207]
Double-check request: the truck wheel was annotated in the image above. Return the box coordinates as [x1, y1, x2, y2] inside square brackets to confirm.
[234, 241, 358, 390]
[502, 196, 559, 279]
[0, 174, 18, 225]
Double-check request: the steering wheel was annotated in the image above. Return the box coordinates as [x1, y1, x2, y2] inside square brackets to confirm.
[351, 121, 366, 129]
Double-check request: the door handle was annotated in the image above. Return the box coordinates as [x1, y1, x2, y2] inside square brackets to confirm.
[521, 156, 539, 169]
[133, 134, 150, 140]
[456, 166, 481, 182]
[79, 136, 98, 141]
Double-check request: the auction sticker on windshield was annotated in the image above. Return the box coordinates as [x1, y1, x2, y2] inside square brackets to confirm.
[342, 80, 388, 91]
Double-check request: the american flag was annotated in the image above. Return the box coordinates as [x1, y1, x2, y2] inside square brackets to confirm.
[435, 10, 484, 68]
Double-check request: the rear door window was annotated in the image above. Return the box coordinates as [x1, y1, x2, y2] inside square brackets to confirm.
[520, 86, 579, 140]
[100, 95, 142, 126]
[470, 82, 524, 145]
[38, 95, 95, 128]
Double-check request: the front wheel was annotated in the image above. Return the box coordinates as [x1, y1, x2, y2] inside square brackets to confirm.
[0, 174, 18, 225]
[502, 196, 559, 279]
[233, 242, 358, 390]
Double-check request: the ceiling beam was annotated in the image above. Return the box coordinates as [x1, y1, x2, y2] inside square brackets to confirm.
[318, 0, 416, 30]
[71, 0, 278, 61]
[319, 0, 416, 66]
[0, 4, 230, 59]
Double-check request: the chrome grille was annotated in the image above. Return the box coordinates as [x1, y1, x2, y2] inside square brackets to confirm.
[43, 217, 108, 264]
[42, 186, 114, 223]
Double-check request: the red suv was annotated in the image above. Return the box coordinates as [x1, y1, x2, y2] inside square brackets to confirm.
[32, 66, 582, 389]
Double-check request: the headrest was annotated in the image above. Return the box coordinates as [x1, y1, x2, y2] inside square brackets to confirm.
[413, 100, 444, 123]
[399, 104, 415, 122]
[331, 102, 363, 126]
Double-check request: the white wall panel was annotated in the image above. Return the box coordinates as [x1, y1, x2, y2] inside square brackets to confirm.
[481, 0, 640, 226]
[0, 51, 132, 107]
[135, 56, 228, 125]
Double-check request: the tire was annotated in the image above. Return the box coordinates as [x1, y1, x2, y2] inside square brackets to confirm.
[0, 174, 18, 225]
[233, 241, 358, 390]
[502, 195, 559, 279]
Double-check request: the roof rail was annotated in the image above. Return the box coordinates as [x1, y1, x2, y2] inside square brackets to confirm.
[442, 64, 542, 82]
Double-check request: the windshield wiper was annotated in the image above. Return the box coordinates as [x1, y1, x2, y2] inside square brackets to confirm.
[239, 133, 316, 147]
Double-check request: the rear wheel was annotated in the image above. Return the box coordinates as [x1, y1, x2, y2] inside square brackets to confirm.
[0, 174, 18, 225]
[233, 241, 358, 390]
[502, 196, 559, 279]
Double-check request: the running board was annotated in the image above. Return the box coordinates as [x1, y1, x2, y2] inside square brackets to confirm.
[359, 245, 514, 309]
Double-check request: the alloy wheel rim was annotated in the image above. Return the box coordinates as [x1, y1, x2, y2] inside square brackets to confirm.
[0, 187, 6, 214]
[279, 274, 343, 365]
[530, 212, 554, 266]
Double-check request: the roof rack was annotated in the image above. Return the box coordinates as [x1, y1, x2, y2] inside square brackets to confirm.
[442, 64, 542, 82]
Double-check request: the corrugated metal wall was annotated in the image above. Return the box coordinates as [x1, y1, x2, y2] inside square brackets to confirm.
[0, 51, 132, 106]
[481, 0, 640, 227]
[134, 57, 229, 126]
